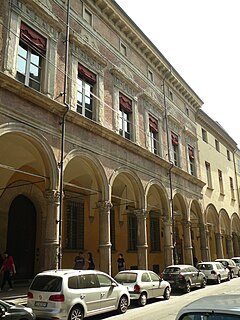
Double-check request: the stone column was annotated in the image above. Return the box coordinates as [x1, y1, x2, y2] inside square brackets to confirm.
[216, 233, 224, 258]
[97, 201, 112, 275]
[162, 216, 174, 267]
[226, 235, 234, 258]
[199, 223, 209, 261]
[134, 209, 148, 270]
[43, 189, 60, 270]
[232, 233, 240, 256]
[182, 220, 193, 265]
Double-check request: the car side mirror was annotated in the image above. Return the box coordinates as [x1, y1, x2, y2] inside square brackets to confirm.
[111, 282, 117, 287]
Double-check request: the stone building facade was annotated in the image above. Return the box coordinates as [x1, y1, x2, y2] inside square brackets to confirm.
[0, 0, 238, 280]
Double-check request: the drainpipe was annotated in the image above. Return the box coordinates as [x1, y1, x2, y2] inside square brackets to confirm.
[58, 0, 70, 269]
[162, 67, 177, 264]
[233, 149, 240, 209]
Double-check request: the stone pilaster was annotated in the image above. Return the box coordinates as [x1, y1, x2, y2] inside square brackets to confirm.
[97, 201, 112, 275]
[216, 233, 224, 258]
[226, 235, 234, 258]
[134, 209, 148, 270]
[182, 220, 193, 265]
[43, 189, 60, 270]
[199, 223, 209, 261]
[162, 216, 174, 267]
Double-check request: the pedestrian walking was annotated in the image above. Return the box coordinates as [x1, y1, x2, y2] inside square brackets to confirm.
[73, 251, 85, 270]
[117, 253, 125, 272]
[0, 251, 16, 291]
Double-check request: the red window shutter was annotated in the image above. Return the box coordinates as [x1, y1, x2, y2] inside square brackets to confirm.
[119, 92, 132, 113]
[149, 114, 158, 132]
[171, 132, 178, 146]
[78, 64, 96, 84]
[188, 145, 194, 160]
[20, 22, 46, 55]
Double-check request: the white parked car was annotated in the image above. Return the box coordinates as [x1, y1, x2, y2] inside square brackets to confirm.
[215, 258, 240, 278]
[27, 269, 130, 320]
[231, 256, 240, 267]
[197, 261, 230, 284]
[176, 294, 240, 319]
[114, 270, 171, 307]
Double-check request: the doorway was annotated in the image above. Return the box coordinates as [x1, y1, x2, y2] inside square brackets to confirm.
[7, 195, 36, 280]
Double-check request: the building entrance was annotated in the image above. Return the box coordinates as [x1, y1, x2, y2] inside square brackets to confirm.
[7, 194, 36, 280]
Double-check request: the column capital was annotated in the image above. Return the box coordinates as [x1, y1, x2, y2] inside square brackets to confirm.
[44, 189, 60, 204]
[182, 219, 191, 227]
[97, 200, 112, 212]
[134, 209, 148, 218]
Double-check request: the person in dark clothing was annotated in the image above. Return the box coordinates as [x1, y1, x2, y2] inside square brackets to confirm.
[87, 252, 95, 270]
[0, 251, 16, 291]
[73, 251, 85, 270]
[117, 253, 125, 272]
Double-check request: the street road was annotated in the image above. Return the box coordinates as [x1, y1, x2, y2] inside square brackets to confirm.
[92, 277, 240, 320]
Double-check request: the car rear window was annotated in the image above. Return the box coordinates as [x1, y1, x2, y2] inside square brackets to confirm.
[30, 275, 62, 292]
[179, 312, 240, 319]
[164, 267, 180, 273]
[115, 272, 137, 283]
[198, 264, 213, 270]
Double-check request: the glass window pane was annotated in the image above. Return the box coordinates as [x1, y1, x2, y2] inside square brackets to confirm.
[30, 52, 40, 65]
[30, 64, 40, 80]
[17, 56, 26, 74]
[29, 79, 40, 91]
[18, 45, 27, 59]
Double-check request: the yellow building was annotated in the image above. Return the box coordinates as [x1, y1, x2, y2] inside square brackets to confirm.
[197, 110, 240, 260]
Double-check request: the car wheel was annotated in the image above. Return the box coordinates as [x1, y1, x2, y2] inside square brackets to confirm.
[138, 292, 147, 307]
[201, 278, 206, 288]
[163, 287, 171, 300]
[69, 306, 84, 320]
[230, 271, 234, 279]
[184, 282, 191, 293]
[117, 295, 128, 314]
[238, 271, 240, 277]
[227, 273, 231, 281]
[216, 275, 221, 284]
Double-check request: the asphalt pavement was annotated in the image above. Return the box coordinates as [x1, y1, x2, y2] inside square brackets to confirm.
[0, 284, 28, 305]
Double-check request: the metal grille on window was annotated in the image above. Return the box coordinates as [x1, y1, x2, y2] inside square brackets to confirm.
[65, 200, 84, 249]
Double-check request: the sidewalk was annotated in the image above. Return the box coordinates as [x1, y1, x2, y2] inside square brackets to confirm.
[0, 285, 28, 305]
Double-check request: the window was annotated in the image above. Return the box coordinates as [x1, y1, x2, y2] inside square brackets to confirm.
[205, 161, 212, 188]
[77, 64, 96, 119]
[148, 114, 158, 155]
[185, 107, 189, 117]
[128, 213, 137, 251]
[16, 22, 46, 91]
[171, 132, 180, 166]
[202, 128, 208, 143]
[148, 69, 154, 82]
[215, 139, 220, 152]
[230, 177, 235, 199]
[110, 208, 115, 251]
[150, 212, 160, 252]
[188, 145, 195, 176]
[83, 8, 92, 25]
[227, 150, 231, 161]
[119, 92, 132, 140]
[218, 170, 224, 194]
[120, 42, 127, 56]
[169, 89, 173, 100]
[65, 199, 84, 249]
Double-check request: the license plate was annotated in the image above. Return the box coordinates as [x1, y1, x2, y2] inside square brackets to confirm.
[35, 301, 48, 307]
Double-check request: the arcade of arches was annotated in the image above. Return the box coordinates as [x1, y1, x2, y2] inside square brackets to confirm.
[1, 126, 240, 279]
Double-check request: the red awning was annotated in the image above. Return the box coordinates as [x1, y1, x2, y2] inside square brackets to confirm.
[188, 145, 194, 159]
[20, 22, 46, 55]
[149, 114, 158, 132]
[78, 64, 96, 84]
[171, 132, 178, 146]
[119, 92, 132, 113]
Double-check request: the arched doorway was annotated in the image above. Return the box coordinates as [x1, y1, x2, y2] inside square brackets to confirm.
[7, 195, 36, 279]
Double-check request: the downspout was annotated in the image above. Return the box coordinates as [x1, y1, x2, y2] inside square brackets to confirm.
[162, 67, 177, 264]
[58, 0, 70, 269]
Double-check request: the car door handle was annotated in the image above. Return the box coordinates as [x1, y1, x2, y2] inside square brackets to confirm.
[101, 292, 105, 297]
[80, 294, 85, 299]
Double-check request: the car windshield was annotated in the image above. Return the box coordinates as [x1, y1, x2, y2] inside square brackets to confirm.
[180, 312, 240, 320]
[30, 275, 62, 292]
[115, 272, 137, 283]
[164, 267, 180, 273]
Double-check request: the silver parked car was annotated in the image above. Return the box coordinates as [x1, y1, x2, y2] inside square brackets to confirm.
[197, 261, 230, 284]
[176, 294, 240, 319]
[114, 270, 171, 307]
[27, 269, 130, 320]
[231, 256, 240, 267]
[215, 258, 240, 278]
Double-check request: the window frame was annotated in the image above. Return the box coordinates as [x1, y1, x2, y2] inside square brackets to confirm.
[205, 161, 213, 189]
[128, 213, 137, 252]
[149, 212, 160, 252]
